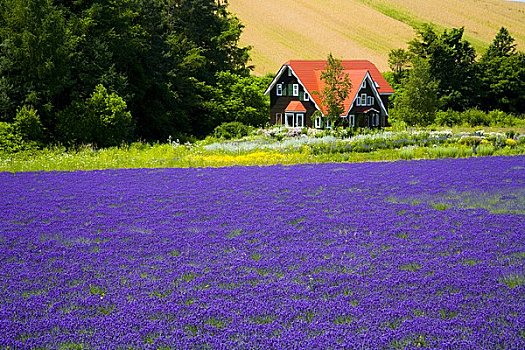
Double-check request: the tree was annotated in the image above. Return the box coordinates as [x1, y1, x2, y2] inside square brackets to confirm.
[318, 53, 352, 125]
[478, 28, 525, 113]
[210, 72, 270, 127]
[388, 48, 411, 85]
[57, 84, 133, 147]
[483, 27, 517, 59]
[408, 25, 479, 110]
[0, 0, 254, 145]
[0, 0, 71, 130]
[391, 57, 440, 126]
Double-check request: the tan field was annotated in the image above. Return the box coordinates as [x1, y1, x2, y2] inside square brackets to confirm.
[228, 0, 525, 74]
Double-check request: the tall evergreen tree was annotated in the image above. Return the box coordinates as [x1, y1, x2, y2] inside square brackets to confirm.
[408, 25, 479, 111]
[0, 0, 71, 132]
[478, 27, 525, 113]
[388, 48, 411, 85]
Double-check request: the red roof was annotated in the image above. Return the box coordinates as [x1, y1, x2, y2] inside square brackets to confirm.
[285, 101, 307, 112]
[286, 60, 394, 115]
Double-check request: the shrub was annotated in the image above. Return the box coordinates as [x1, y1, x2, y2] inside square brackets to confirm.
[462, 109, 490, 127]
[0, 106, 43, 153]
[57, 85, 134, 148]
[14, 105, 44, 143]
[488, 110, 512, 126]
[89, 85, 134, 147]
[213, 121, 250, 140]
[435, 110, 461, 127]
[0, 122, 25, 153]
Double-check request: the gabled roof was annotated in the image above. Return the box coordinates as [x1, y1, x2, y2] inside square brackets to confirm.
[285, 101, 307, 113]
[265, 60, 394, 116]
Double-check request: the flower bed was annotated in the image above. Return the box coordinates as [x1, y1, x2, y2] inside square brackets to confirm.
[1, 157, 524, 348]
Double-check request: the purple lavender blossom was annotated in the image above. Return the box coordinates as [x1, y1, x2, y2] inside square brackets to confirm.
[1, 156, 524, 349]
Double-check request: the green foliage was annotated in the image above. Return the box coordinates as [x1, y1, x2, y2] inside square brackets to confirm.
[392, 57, 440, 126]
[0, 122, 25, 153]
[318, 53, 352, 123]
[213, 122, 251, 140]
[89, 284, 105, 297]
[434, 109, 524, 127]
[478, 28, 525, 114]
[408, 25, 479, 111]
[388, 48, 411, 85]
[2, 127, 524, 172]
[0, 0, 71, 126]
[57, 85, 133, 147]
[87, 84, 134, 147]
[0, 106, 43, 152]
[14, 105, 44, 143]
[0, 0, 254, 146]
[395, 26, 524, 118]
[435, 110, 461, 127]
[500, 274, 525, 289]
[210, 72, 270, 127]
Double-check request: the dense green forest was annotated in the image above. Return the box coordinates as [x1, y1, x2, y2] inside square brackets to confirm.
[0, 0, 524, 152]
[0, 0, 270, 148]
[388, 26, 525, 126]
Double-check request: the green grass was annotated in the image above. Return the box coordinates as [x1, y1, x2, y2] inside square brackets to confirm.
[89, 284, 106, 297]
[399, 262, 422, 272]
[1, 127, 524, 172]
[227, 229, 244, 239]
[431, 202, 451, 211]
[1, 143, 523, 173]
[390, 186, 525, 216]
[204, 317, 229, 329]
[500, 274, 525, 289]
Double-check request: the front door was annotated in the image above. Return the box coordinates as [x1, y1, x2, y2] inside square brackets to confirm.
[285, 113, 294, 127]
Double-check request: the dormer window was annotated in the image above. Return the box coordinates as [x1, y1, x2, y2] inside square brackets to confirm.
[292, 84, 299, 97]
[276, 84, 283, 96]
[360, 94, 367, 106]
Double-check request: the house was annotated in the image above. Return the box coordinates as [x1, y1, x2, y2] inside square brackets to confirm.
[264, 60, 394, 128]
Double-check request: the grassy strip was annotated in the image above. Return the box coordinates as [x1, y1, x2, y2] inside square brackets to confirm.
[356, 0, 488, 53]
[1, 143, 523, 173]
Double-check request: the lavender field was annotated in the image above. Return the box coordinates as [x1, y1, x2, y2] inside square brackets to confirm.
[1, 157, 524, 349]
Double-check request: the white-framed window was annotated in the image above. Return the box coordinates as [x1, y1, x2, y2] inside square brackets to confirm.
[326, 119, 332, 129]
[292, 84, 299, 96]
[361, 80, 366, 89]
[349, 114, 355, 127]
[315, 116, 322, 128]
[296, 113, 304, 127]
[285, 113, 294, 127]
[360, 94, 367, 106]
[275, 113, 282, 125]
[276, 84, 283, 96]
[288, 67, 292, 76]
[303, 92, 310, 101]
[367, 96, 374, 106]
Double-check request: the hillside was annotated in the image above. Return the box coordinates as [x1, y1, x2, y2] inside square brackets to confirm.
[228, 0, 525, 74]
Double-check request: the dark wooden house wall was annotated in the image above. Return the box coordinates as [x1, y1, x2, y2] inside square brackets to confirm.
[269, 70, 318, 127]
[347, 81, 389, 128]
